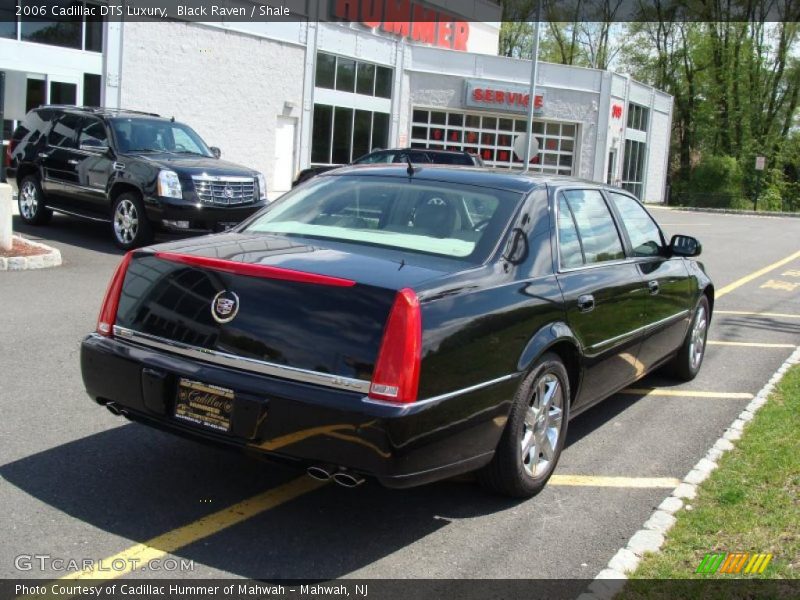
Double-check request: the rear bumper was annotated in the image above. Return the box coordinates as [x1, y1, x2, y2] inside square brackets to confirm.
[80, 334, 516, 488]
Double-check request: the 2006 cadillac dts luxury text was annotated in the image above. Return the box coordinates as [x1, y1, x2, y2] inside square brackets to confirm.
[80, 166, 712, 497]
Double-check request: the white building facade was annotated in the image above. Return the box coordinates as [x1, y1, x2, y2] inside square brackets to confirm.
[1, 1, 673, 202]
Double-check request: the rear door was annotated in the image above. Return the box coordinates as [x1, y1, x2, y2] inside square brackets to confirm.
[75, 117, 114, 214]
[607, 191, 692, 370]
[554, 188, 650, 407]
[41, 113, 83, 206]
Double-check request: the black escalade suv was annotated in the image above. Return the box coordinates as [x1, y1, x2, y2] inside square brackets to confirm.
[5, 106, 268, 249]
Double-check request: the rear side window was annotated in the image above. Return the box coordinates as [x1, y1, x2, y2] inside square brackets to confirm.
[557, 197, 583, 268]
[560, 190, 625, 265]
[429, 152, 473, 165]
[14, 110, 54, 143]
[609, 192, 663, 257]
[47, 114, 81, 148]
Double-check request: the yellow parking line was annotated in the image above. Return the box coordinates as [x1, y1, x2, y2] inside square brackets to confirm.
[621, 388, 754, 399]
[716, 249, 800, 298]
[59, 476, 326, 581]
[707, 340, 796, 348]
[715, 310, 800, 319]
[550, 475, 681, 488]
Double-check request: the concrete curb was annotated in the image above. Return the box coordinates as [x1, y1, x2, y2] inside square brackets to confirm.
[0, 235, 62, 271]
[579, 344, 800, 599]
[656, 205, 800, 218]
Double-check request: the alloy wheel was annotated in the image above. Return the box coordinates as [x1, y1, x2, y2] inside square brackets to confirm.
[689, 305, 707, 370]
[520, 372, 564, 478]
[113, 199, 139, 245]
[19, 180, 39, 220]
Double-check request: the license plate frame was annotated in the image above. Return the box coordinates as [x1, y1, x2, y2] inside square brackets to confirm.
[174, 378, 235, 433]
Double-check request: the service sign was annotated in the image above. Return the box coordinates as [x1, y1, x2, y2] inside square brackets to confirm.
[464, 80, 545, 115]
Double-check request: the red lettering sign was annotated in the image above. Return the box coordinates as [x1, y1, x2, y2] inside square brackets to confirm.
[470, 86, 544, 111]
[333, 1, 470, 51]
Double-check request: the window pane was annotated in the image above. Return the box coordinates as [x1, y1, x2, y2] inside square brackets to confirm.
[50, 81, 77, 105]
[311, 104, 332, 164]
[356, 62, 375, 96]
[371, 112, 389, 150]
[20, 1, 82, 49]
[332, 107, 353, 163]
[563, 189, 624, 264]
[335, 58, 356, 93]
[0, 0, 16, 39]
[78, 118, 107, 147]
[85, 7, 102, 51]
[412, 109, 428, 124]
[375, 66, 392, 98]
[25, 78, 46, 113]
[430, 111, 446, 125]
[83, 73, 101, 106]
[47, 113, 81, 148]
[558, 197, 583, 268]
[352, 110, 371, 160]
[610, 192, 662, 257]
[482, 117, 497, 130]
[447, 113, 463, 126]
[315, 53, 336, 89]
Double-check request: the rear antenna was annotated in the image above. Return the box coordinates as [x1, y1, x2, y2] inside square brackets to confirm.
[406, 154, 416, 177]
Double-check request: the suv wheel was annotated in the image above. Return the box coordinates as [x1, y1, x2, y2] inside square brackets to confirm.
[18, 176, 53, 225]
[478, 352, 570, 497]
[112, 192, 153, 249]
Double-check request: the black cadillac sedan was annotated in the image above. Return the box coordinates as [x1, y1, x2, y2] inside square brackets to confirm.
[80, 166, 712, 497]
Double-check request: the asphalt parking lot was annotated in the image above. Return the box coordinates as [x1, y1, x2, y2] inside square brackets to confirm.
[1, 208, 798, 582]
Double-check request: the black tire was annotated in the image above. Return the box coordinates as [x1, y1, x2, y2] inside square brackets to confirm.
[111, 192, 153, 250]
[478, 352, 571, 498]
[17, 175, 53, 225]
[667, 295, 710, 381]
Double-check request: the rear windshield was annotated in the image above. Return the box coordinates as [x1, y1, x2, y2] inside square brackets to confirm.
[243, 175, 523, 263]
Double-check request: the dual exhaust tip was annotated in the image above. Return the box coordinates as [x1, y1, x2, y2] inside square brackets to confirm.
[307, 464, 365, 488]
[104, 401, 129, 417]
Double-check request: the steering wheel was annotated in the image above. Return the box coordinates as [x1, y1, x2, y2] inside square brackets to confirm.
[174, 143, 188, 152]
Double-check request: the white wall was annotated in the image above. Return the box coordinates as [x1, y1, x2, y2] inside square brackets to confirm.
[119, 21, 305, 197]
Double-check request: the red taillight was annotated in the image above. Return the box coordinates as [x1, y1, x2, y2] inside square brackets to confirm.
[155, 251, 356, 287]
[5, 139, 17, 166]
[96, 252, 133, 336]
[369, 288, 421, 404]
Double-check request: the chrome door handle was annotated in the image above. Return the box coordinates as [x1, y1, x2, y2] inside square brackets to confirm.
[38, 152, 51, 159]
[648, 280, 660, 295]
[67, 159, 79, 165]
[577, 294, 595, 313]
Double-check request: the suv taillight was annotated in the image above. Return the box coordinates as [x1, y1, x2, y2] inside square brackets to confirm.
[368, 288, 421, 404]
[4, 139, 17, 166]
[96, 252, 133, 336]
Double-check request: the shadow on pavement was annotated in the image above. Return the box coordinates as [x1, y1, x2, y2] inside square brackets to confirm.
[13, 214, 122, 257]
[0, 420, 523, 579]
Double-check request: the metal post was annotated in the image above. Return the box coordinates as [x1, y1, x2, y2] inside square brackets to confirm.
[523, 0, 542, 172]
[754, 171, 761, 211]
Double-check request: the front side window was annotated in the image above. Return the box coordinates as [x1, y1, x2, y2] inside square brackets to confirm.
[561, 190, 624, 265]
[109, 118, 212, 156]
[610, 192, 663, 257]
[243, 176, 523, 263]
[78, 118, 108, 149]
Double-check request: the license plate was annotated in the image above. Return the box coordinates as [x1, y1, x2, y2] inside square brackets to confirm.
[174, 378, 235, 433]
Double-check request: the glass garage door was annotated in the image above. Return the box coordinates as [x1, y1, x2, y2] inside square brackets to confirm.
[410, 108, 577, 175]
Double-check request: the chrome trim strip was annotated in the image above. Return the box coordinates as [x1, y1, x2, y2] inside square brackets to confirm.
[589, 309, 690, 351]
[191, 175, 255, 183]
[113, 326, 371, 394]
[362, 374, 518, 409]
[45, 205, 111, 223]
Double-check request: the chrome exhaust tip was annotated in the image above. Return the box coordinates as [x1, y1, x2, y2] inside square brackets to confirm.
[307, 464, 336, 481]
[331, 471, 365, 488]
[106, 403, 122, 416]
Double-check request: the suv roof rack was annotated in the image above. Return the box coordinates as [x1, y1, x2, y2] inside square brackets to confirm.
[39, 105, 161, 117]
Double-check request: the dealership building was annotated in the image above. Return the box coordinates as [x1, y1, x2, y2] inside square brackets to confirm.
[1, 1, 673, 202]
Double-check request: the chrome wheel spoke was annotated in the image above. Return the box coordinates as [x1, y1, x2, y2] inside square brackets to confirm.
[540, 429, 555, 462]
[520, 371, 565, 479]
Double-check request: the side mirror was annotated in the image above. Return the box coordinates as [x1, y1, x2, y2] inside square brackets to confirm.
[80, 141, 109, 154]
[210, 146, 221, 159]
[670, 234, 702, 257]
